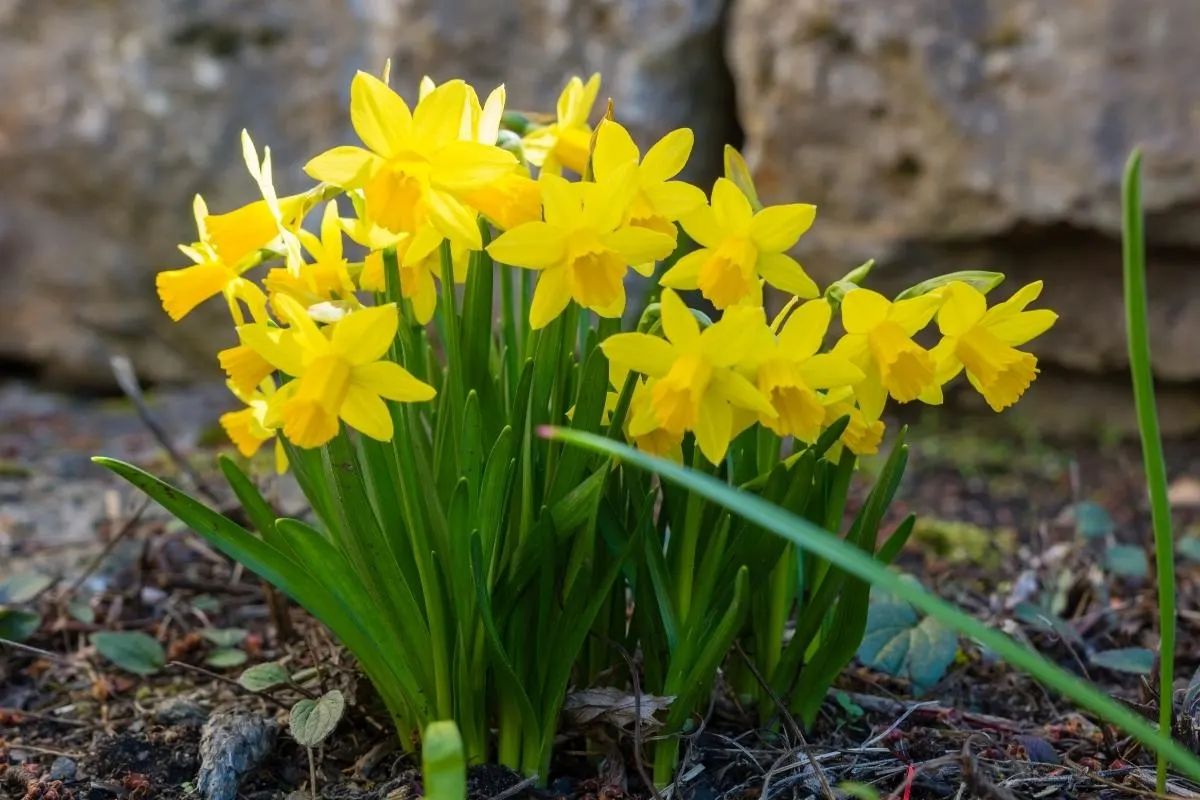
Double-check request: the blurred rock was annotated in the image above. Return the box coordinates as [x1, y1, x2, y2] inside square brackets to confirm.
[0, 0, 734, 390]
[728, 0, 1200, 379]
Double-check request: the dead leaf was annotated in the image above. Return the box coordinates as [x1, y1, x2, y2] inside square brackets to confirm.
[562, 687, 674, 731]
[1169, 476, 1200, 509]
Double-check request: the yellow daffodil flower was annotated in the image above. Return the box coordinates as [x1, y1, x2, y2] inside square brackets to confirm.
[831, 289, 943, 419]
[486, 169, 676, 328]
[265, 201, 358, 308]
[744, 299, 864, 442]
[219, 379, 288, 474]
[156, 195, 270, 323]
[821, 387, 886, 458]
[304, 73, 518, 250]
[600, 288, 777, 464]
[592, 120, 707, 244]
[218, 334, 275, 397]
[925, 281, 1058, 411]
[662, 178, 819, 309]
[625, 378, 685, 461]
[240, 296, 436, 448]
[522, 74, 601, 176]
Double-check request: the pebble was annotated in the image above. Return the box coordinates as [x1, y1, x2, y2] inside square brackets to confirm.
[196, 711, 278, 800]
[49, 756, 77, 781]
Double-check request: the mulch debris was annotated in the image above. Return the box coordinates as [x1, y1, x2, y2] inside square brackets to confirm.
[6, 379, 1200, 799]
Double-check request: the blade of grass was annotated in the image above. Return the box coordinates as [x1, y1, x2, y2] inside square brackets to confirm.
[545, 428, 1200, 783]
[1123, 148, 1176, 794]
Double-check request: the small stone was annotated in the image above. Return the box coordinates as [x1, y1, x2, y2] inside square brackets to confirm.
[155, 698, 209, 728]
[48, 756, 77, 782]
[196, 711, 278, 800]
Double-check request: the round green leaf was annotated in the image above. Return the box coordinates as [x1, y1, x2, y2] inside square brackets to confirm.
[200, 627, 249, 648]
[0, 573, 53, 605]
[91, 631, 166, 676]
[290, 690, 345, 747]
[1178, 537, 1200, 563]
[0, 609, 42, 641]
[857, 590, 959, 694]
[206, 648, 248, 669]
[239, 662, 290, 692]
[1074, 501, 1116, 540]
[1105, 544, 1149, 578]
[67, 598, 96, 624]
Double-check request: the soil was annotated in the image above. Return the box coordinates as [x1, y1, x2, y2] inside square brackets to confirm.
[5, 378, 1200, 800]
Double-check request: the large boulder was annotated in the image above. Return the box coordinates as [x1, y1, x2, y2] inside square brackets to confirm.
[728, 0, 1200, 379]
[0, 0, 732, 388]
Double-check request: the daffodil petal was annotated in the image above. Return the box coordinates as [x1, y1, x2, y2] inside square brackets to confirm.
[693, 392, 733, 464]
[540, 173, 582, 228]
[404, 226, 445, 267]
[855, 370, 888, 421]
[352, 360, 437, 402]
[892, 293, 944, 336]
[593, 119, 640, 182]
[486, 222, 566, 269]
[350, 71, 411, 156]
[937, 282, 987, 337]
[757, 252, 818, 299]
[602, 227, 676, 266]
[749, 204, 816, 253]
[156, 263, 229, 321]
[238, 324, 307, 377]
[988, 309, 1058, 346]
[642, 181, 707, 221]
[711, 178, 754, 235]
[304, 146, 384, 188]
[430, 141, 519, 192]
[413, 79, 470, 148]
[529, 267, 573, 329]
[778, 298, 832, 359]
[982, 280, 1045, 325]
[658, 249, 707, 290]
[426, 189, 483, 250]
[841, 289, 890, 334]
[584, 163, 639, 232]
[796, 354, 864, 389]
[659, 288, 700, 348]
[712, 369, 776, 417]
[332, 304, 399, 365]
[600, 333, 676, 378]
[340, 385, 394, 441]
[641, 128, 694, 183]
[679, 204, 724, 249]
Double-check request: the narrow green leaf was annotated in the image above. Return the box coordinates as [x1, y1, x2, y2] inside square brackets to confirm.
[422, 721, 467, 800]
[546, 429, 1200, 783]
[218, 456, 293, 557]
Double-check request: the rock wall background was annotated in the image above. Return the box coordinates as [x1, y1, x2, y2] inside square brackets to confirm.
[2, 0, 1198, 405]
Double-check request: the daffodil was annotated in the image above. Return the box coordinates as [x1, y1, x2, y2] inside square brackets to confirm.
[486, 169, 676, 328]
[522, 74, 601, 176]
[743, 299, 864, 442]
[304, 74, 518, 250]
[624, 378, 685, 461]
[821, 387, 886, 457]
[218, 335, 275, 397]
[662, 179, 819, 309]
[924, 281, 1058, 411]
[592, 120, 707, 244]
[418, 76, 507, 147]
[156, 195, 270, 323]
[240, 296, 436, 448]
[600, 288, 777, 463]
[220, 379, 288, 474]
[264, 201, 358, 308]
[830, 289, 944, 420]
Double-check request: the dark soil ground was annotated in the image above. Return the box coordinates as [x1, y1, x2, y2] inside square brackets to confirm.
[5, 379, 1200, 800]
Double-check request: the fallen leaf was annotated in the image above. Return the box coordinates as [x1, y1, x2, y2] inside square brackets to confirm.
[562, 687, 674, 730]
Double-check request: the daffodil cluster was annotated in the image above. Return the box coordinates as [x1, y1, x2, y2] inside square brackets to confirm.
[154, 67, 1056, 471]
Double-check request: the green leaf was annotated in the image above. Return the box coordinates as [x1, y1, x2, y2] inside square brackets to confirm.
[858, 589, 958, 694]
[0, 609, 42, 641]
[239, 662, 290, 691]
[1179, 537, 1200, 563]
[543, 428, 1200, 784]
[894, 270, 1005, 300]
[838, 783, 881, 800]
[422, 721, 467, 800]
[201, 628, 249, 648]
[1090, 648, 1155, 676]
[1074, 501, 1116, 540]
[206, 648, 249, 669]
[67, 599, 95, 624]
[1013, 602, 1083, 648]
[1105, 544, 1149, 578]
[219, 455, 293, 556]
[191, 594, 221, 613]
[290, 690, 346, 747]
[0, 573, 53, 604]
[91, 631, 166, 676]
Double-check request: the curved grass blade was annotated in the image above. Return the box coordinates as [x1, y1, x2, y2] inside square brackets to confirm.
[543, 429, 1200, 783]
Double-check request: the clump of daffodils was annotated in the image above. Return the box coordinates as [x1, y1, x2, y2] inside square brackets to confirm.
[156, 68, 1057, 469]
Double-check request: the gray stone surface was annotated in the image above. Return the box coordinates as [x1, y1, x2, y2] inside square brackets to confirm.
[728, 0, 1200, 379]
[0, 0, 732, 388]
